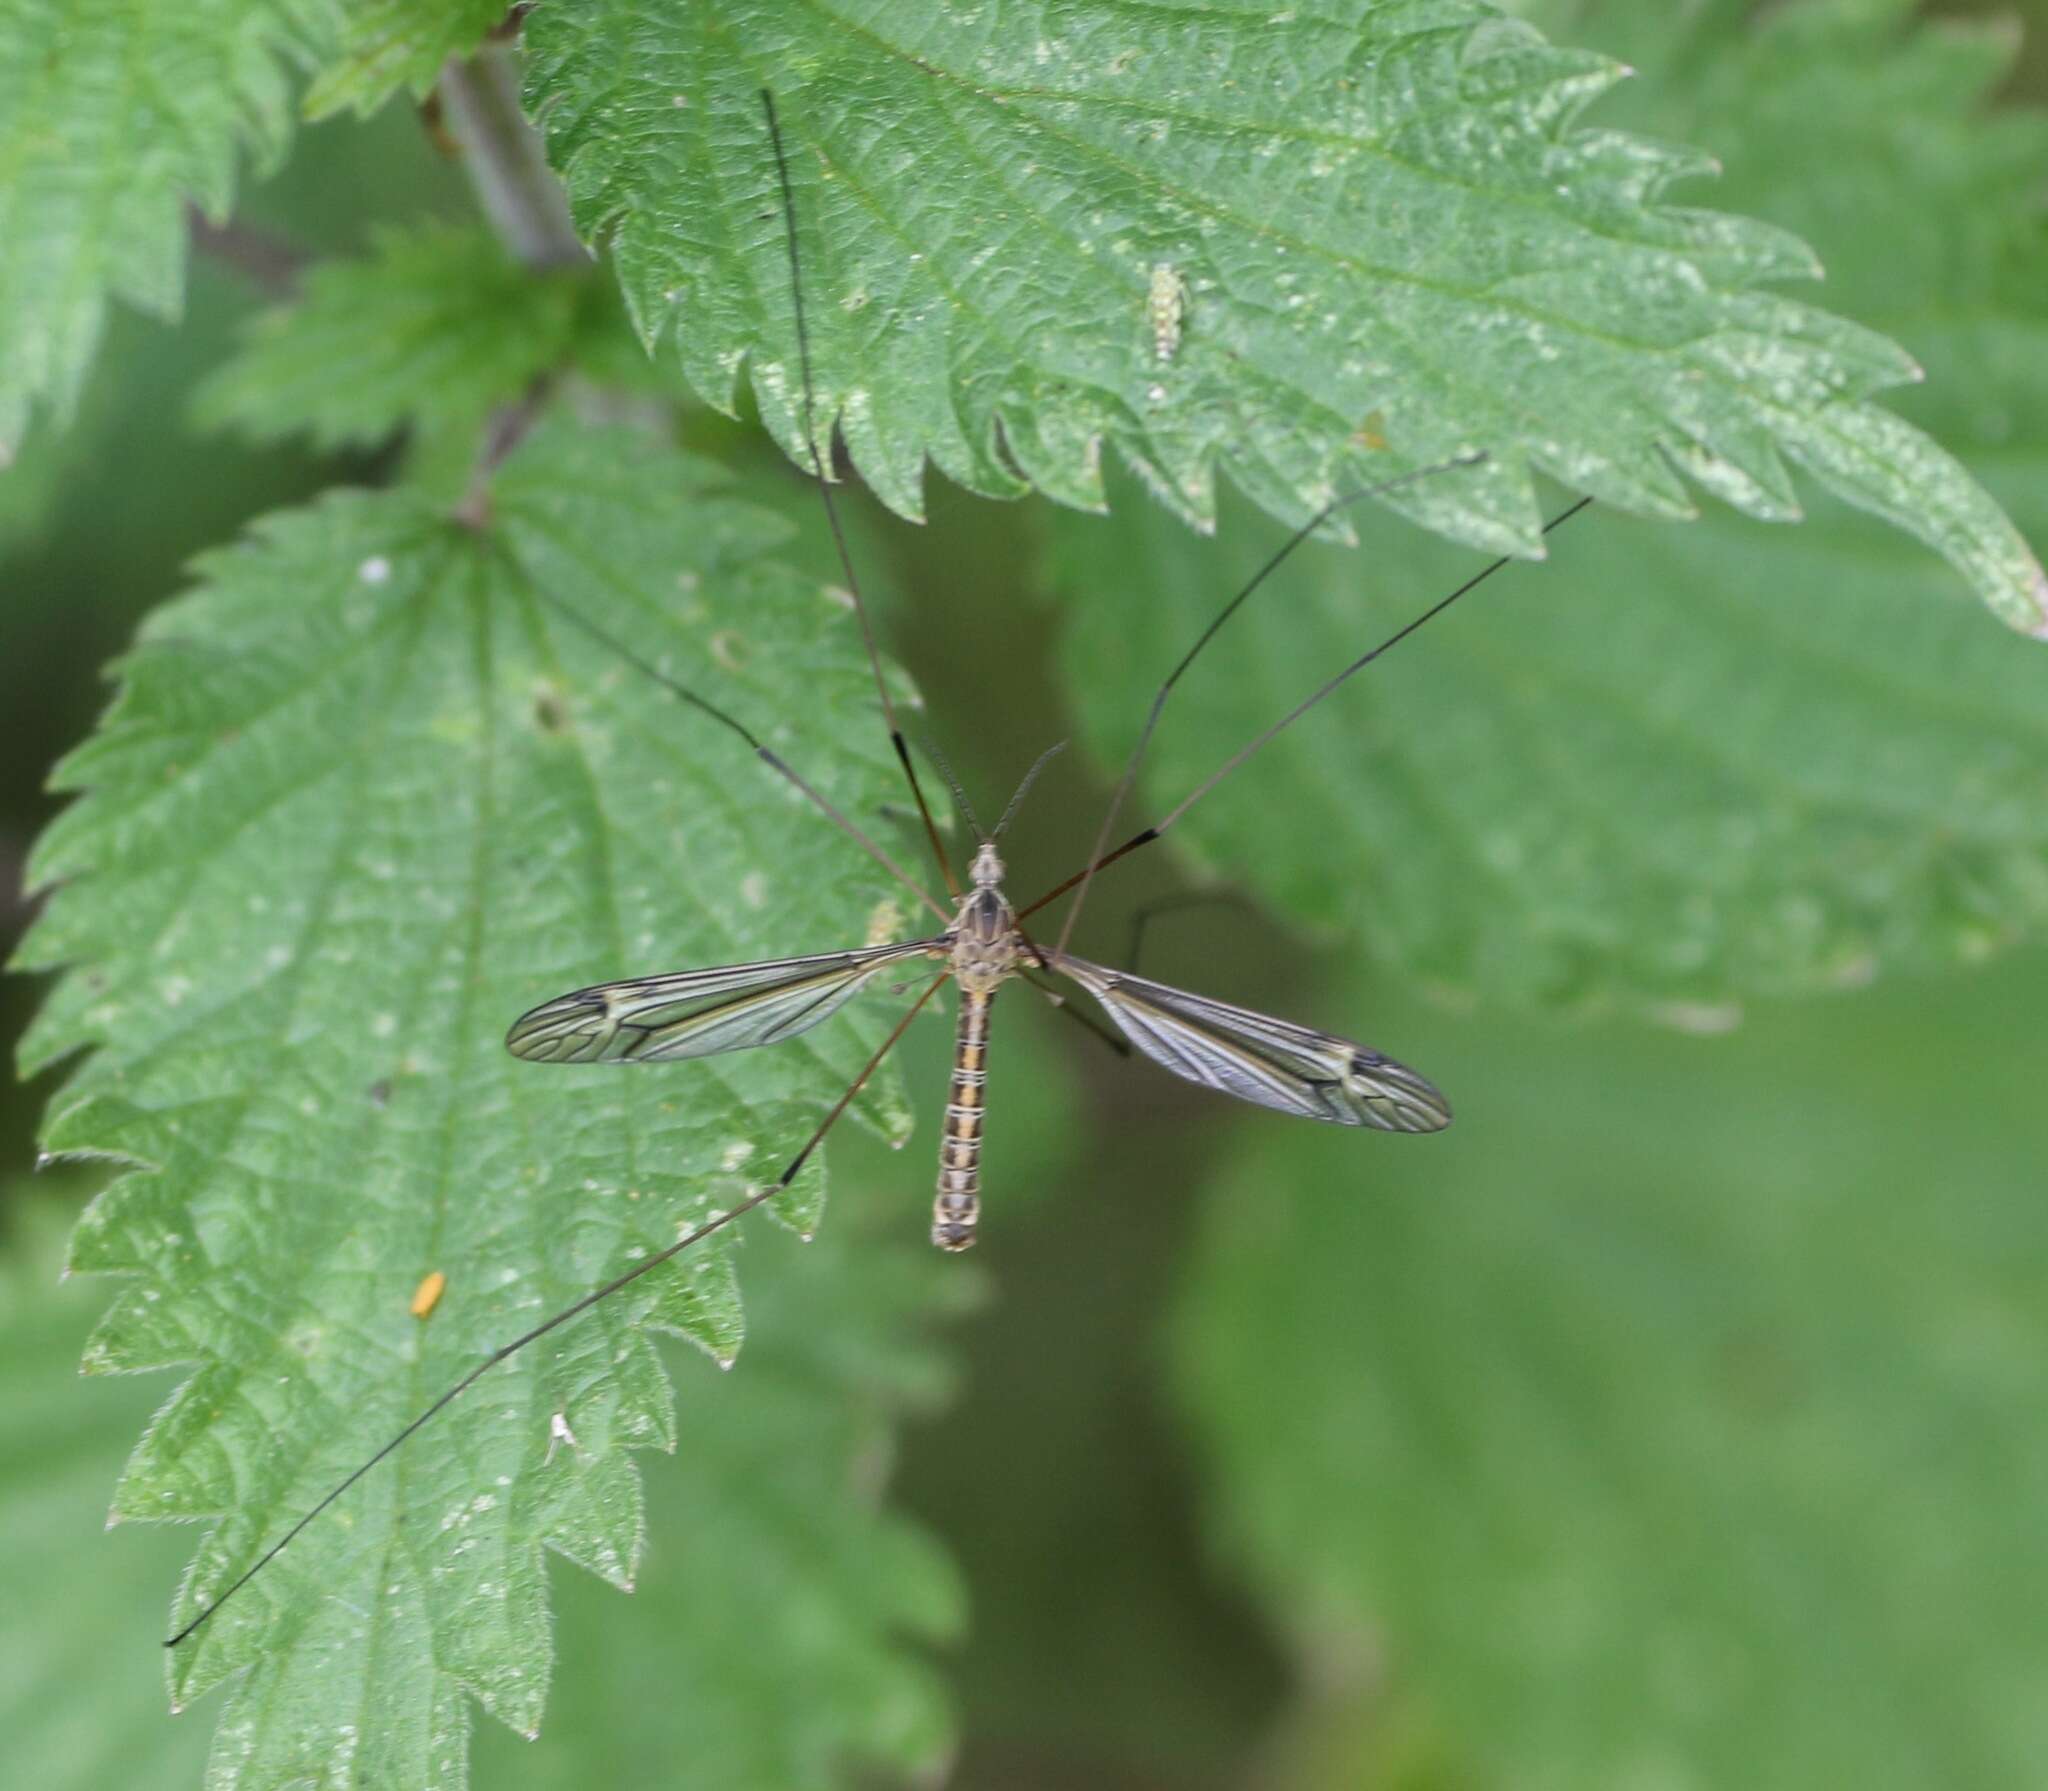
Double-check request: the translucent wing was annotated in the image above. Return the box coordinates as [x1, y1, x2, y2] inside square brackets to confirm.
[1052, 955, 1450, 1132]
[507, 939, 945, 1064]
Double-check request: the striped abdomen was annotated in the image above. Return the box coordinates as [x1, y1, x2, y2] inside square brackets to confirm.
[932, 989, 994, 1252]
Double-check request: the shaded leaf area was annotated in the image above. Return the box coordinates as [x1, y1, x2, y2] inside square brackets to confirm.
[14, 420, 950, 1787]
[0, 83, 473, 567]
[304, 0, 505, 117]
[0, 0, 333, 455]
[885, 991, 1306, 1785]
[0, 1184, 965, 1791]
[1053, 465, 2048, 1013]
[0, 1194, 211, 1791]
[192, 224, 613, 454]
[1173, 949, 2048, 1791]
[1051, 0, 2048, 1013]
[522, 0, 2042, 628]
[0, 357, 113, 554]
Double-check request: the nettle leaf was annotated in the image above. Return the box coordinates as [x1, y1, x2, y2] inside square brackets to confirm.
[0, 1189, 962, 1791]
[15, 418, 951, 1785]
[0, 0, 334, 457]
[519, 0, 2044, 630]
[1049, 1, 2048, 1014]
[305, 0, 506, 117]
[1559, 0, 2048, 491]
[193, 223, 609, 452]
[475, 1206, 965, 1790]
[1173, 954, 2048, 1789]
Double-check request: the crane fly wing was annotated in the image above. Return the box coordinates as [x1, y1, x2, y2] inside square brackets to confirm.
[1051, 955, 1450, 1132]
[507, 939, 946, 1064]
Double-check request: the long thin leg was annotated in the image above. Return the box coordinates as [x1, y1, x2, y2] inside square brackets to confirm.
[1022, 497, 1595, 925]
[1002, 906, 1127, 1056]
[762, 89, 960, 899]
[1019, 966, 1132, 1059]
[525, 587, 950, 927]
[1125, 889, 1263, 976]
[165, 970, 952, 1649]
[1048, 454, 1488, 962]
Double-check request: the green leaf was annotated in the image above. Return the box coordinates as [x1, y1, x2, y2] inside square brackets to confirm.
[15, 417, 950, 1785]
[519, 0, 2043, 629]
[1172, 950, 2048, 1790]
[0, 0, 332, 457]
[192, 223, 609, 452]
[1552, 0, 2048, 501]
[1049, 0, 2048, 1013]
[304, 0, 505, 117]
[1053, 462, 2048, 1013]
[476, 1202, 966, 1791]
[0, 1185, 963, 1791]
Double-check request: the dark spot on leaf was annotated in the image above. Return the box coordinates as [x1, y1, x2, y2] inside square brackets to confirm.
[367, 1079, 392, 1108]
[533, 689, 567, 733]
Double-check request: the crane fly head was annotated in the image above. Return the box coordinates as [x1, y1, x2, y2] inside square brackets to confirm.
[969, 839, 1005, 890]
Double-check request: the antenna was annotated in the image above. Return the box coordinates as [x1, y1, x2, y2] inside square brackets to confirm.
[993, 741, 1067, 842]
[919, 735, 986, 842]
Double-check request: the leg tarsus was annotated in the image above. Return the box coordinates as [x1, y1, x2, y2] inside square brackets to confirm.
[1126, 887, 1263, 976]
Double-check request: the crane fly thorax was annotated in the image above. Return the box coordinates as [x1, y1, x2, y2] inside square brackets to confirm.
[948, 842, 1021, 995]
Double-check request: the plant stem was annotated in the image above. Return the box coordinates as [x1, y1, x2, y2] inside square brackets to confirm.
[438, 37, 584, 522]
[185, 207, 307, 299]
[437, 43, 584, 271]
[453, 374, 555, 529]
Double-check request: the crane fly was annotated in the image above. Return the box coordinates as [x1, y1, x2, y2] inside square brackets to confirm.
[164, 87, 1589, 1648]
[506, 828, 1451, 1251]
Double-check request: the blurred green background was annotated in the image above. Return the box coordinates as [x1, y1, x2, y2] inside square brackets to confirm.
[6, 4, 2048, 1788]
